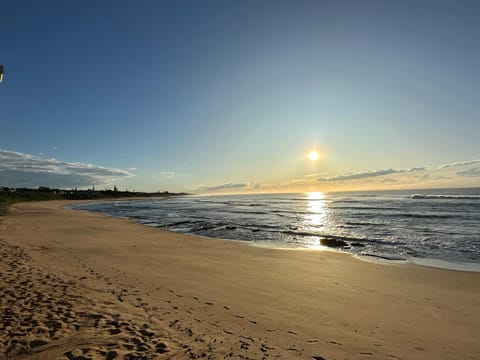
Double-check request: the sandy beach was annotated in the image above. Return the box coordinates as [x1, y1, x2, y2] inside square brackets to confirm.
[1, 201, 479, 360]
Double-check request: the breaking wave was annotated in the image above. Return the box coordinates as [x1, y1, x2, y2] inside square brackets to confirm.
[411, 194, 480, 200]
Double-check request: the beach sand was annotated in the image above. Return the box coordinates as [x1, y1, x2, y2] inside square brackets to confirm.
[1, 201, 479, 360]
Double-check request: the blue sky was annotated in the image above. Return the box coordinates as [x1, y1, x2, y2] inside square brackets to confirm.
[1, 0, 480, 193]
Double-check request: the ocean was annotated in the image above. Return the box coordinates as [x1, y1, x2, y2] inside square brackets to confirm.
[70, 188, 480, 271]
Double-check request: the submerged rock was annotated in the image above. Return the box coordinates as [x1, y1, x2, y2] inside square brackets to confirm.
[320, 238, 347, 248]
[350, 242, 365, 247]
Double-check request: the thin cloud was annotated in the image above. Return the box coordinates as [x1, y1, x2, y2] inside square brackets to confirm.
[203, 182, 249, 191]
[0, 149, 134, 188]
[457, 167, 480, 177]
[201, 182, 260, 192]
[439, 159, 480, 169]
[316, 166, 426, 182]
[304, 173, 328, 178]
[284, 173, 329, 186]
[378, 177, 399, 183]
[160, 171, 175, 178]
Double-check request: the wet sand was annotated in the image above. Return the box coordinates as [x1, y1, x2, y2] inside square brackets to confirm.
[1, 201, 479, 359]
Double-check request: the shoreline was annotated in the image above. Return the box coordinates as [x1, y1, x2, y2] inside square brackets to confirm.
[1, 200, 479, 359]
[68, 198, 480, 273]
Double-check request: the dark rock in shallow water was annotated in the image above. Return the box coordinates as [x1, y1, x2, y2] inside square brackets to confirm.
[350, 242, 365, 247]
[320, 238, 347, 248]
[191, 222, 216, 232]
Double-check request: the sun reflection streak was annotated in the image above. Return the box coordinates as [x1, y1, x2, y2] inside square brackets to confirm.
[302, 192, 330, 249]
[306, 192, 327, 226]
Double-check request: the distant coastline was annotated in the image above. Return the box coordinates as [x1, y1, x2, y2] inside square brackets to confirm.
[0, 186, 189, 215]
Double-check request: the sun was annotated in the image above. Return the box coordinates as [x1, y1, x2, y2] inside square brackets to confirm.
[308, 150, 319, 161]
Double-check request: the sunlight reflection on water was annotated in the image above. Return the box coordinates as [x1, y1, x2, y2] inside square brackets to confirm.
[305, 191, 327, 227]
[303, 192, 330, 248]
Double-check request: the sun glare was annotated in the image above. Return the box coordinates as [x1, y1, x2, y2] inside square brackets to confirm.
[308, 150, 319, 161]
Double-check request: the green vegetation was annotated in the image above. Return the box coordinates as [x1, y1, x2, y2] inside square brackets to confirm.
[0, 187, 188, 215]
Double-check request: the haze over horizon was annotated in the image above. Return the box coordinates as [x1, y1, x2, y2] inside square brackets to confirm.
[1, 0, 480, 193]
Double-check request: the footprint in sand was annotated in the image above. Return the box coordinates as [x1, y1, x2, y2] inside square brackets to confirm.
[0, 240, 174, 360]
[288, 345, 302, 353]
[328, 340, 342, 345]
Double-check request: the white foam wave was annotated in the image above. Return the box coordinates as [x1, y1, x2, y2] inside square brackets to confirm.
[411, 194, 480, 200]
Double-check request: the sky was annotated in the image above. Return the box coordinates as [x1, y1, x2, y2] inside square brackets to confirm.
[1, 0, 480, 193]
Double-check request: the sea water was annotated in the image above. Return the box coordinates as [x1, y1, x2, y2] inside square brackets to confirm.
[70, 188, 480, 271]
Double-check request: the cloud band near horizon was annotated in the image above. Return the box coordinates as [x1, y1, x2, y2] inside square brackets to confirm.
[0, 149, 134, 188]
[439, 160, 480, 169]
[198, 182, 262, 192]
[315, 166, 427, 182]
